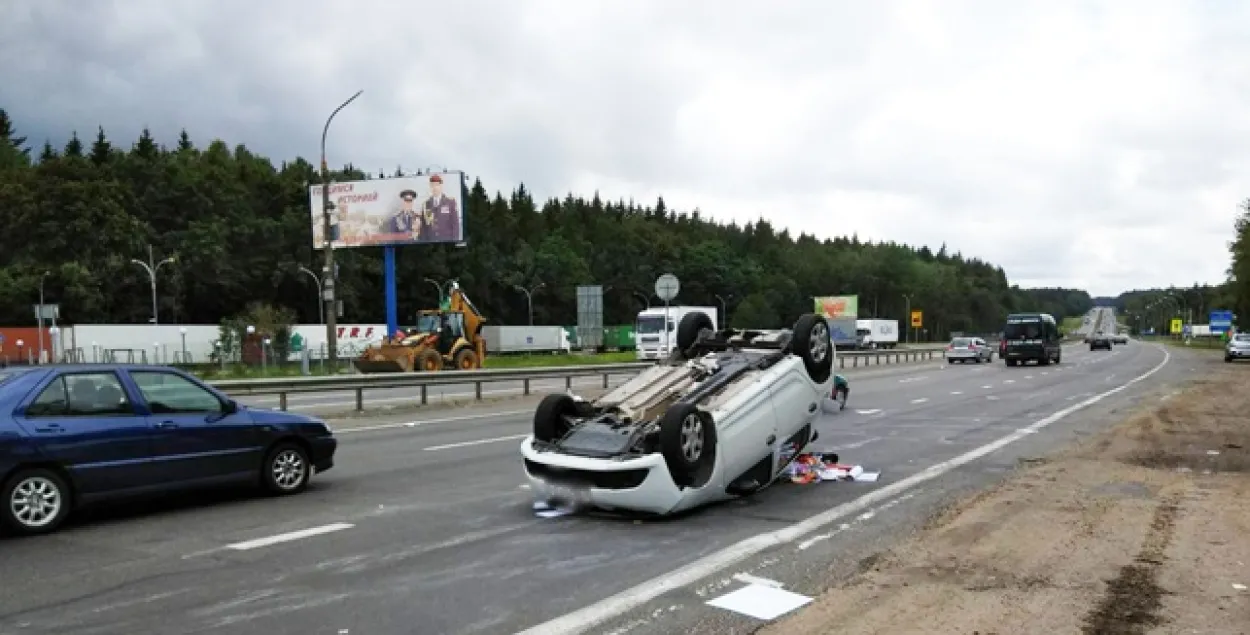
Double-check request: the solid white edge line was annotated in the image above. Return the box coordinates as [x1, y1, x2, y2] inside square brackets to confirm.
[335, 409, 532, 435]
[513, 344, 1172, 635]
[424, 434, 529, 451]
[225, 522, 355, 551]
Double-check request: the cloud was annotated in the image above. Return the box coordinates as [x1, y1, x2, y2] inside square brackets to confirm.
[3, 0, 1248, 296]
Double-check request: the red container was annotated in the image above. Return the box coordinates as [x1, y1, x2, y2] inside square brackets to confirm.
[0, 327, 53, 363]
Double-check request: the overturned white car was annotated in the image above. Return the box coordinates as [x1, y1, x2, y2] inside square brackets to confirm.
[519, 311, 835, 516]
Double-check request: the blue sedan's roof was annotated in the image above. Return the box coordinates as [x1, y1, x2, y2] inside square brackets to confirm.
[15, 363, 186, 373]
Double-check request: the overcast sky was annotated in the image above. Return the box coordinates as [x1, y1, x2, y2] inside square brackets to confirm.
[3, 0, 1247, 297]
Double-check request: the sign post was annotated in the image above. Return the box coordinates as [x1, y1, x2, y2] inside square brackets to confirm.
[654, 273, 680, 357]
[910, 310, 923, 343]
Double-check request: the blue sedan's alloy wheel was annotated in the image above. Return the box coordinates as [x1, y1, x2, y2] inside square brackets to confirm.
[2, 468, 71, 536]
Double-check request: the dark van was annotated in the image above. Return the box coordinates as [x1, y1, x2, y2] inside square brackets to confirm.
[1001, 312, 1062, 366]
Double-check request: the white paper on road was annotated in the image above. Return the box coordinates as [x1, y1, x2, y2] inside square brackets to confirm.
[706, 583, 812, 620]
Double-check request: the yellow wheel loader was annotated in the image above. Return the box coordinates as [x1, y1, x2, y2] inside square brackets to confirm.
[353, 282, 488, 373]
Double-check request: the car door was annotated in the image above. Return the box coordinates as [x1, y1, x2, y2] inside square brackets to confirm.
[764, 368, 821, 477]
[13, 371, 156, 495]
[714, 378, 779, 486]
[127, 369, 263, 483]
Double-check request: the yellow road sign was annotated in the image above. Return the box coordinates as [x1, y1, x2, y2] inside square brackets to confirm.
[910, 310, 923, 328]
[1170, 318, 1183, 334]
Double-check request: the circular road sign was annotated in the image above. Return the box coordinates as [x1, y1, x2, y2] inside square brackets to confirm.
[655, 273, 680, 302]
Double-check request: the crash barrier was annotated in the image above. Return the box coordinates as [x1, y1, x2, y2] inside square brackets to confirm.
[209, 347, 947, 411]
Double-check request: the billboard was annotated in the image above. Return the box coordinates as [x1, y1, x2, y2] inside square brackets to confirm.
[1210, 310, 1233, 335]
[814, 295, 858, 319]
[309, 172, 466, 248]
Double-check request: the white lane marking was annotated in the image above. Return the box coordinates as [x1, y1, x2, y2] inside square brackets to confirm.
[224, 523, 355, 551]
[1003, 379, 1015, 384]
[1041, 372, 1049, 376]
[910, 398, 929, 404]
[516, 348, 1172, 635]
[424, 434, 528, 451]
[838, 437, 882, 450]
[950, 391, 962, 395]
[981, 385, 992, 389]
[985, 395, 999, 401]
[731, 573, 784, 588]
[1024, 375, 1033, 379]
[855, 409, 882, 415]
[335, 409, 532, 435]
[898, 376, 928, 384]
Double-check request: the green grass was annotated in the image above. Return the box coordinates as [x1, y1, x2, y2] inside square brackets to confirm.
[1062, 316, 1084, 334]
[1141, 335, 1226, 351]
[483, 351, 638, 368]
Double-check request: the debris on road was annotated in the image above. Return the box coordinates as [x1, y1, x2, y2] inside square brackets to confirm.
[759, 360, 1250, 634]
[706, 582, 812, 621]
[784, 452, 880, 484]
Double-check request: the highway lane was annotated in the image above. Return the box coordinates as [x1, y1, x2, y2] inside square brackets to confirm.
[0, 341, 1172, 635]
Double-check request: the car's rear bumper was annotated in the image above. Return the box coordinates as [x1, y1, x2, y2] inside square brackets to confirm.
[1227, 348, 1250, 359]
[944, 350, 980, 360]
[519, 436, 685, 515]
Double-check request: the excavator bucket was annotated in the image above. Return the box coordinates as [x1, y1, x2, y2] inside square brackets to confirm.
[352, 344, 415, 373]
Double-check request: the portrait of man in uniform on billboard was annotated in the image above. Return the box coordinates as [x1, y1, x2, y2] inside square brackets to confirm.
[387, 189, 421, 238]
[422, 173, 460, 242]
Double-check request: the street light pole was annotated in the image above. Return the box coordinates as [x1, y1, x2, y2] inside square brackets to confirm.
[632, 290, 651, 309]
[713, 293, 731, 328]
[423, 278, 444, 305]
[513, 282, 545, 326]
[298, 266, 325, 325]
[37, 271, 49, 363]
[130, 245, 176, 324]
[902, 294, 912, 344]
[320, 89, 363, 365]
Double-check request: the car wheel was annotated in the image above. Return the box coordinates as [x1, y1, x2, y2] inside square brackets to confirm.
[658, 402, 717, 488]
[790, 313, 834, 384]
[1, 468, 71, 536]
[675, 311, 715, 358]
[453, 347, 478, 370]
[261, 442, 311, 496]
[533, 393, 578, 443]
[1226, 356, 1233, 363]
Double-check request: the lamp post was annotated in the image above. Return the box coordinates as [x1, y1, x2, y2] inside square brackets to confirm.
[632, 290, 650, 309]
[48, 326, 59, 364]
[902, 294, 912, 344]
[713, 293, 731, 328]
[513, 282, 545, 326]
[179, 326, 188, 363]
[320, 89, 364, 366]
[130, 245, 176, 324]
[423, 277, 445, 305]
[36, 270, 49, 363]
[298, 266, 325, 324]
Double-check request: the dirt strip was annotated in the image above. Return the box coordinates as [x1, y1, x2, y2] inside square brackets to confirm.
[761, 362, 1250, 635]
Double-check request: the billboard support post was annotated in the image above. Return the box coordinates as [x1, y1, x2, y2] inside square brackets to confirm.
[384, 245, 398, 340]
[319, 89, 363, 364]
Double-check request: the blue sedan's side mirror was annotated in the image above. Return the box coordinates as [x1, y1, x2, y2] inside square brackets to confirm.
[222, 399, 239, 414]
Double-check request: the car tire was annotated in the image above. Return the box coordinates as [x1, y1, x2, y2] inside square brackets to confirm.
[674, 311, 715, 359]
[533, 393, 578, 443]
[261, 442, 311, 496]
[1226, 356, 1233, 363]
[1, 468, 72, 536]
[658, 402, 717, 489]
[791, 313, 834, 384]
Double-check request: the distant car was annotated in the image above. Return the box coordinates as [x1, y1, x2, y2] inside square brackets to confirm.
[944, 337, 993, 364]
[1226, 333, 1250, 363]
[1112, 333, 1129, 345]
[0, 365, 337, 536]
[520, 311, 834, 516]
[1090, 334, 1113, 351]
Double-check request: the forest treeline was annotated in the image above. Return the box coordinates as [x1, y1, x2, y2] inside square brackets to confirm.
[3, 108, 1198, 339]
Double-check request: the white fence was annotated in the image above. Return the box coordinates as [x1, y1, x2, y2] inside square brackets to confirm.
[50, 324, 387, 364]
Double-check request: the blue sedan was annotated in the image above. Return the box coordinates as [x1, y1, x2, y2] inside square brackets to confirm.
[0, 364, 337, 536]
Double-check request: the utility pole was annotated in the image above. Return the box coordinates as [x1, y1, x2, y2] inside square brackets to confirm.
[319, 89, 363, 364]
[902, 293, 912, 344]
[130, 245, 176, 324]
[37, 271, 49, 363]
[513, 282, 545, 325]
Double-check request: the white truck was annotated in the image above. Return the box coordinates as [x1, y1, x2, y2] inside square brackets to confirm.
[481, 325, 572, 354]
[635, 305, 719, 360]
[856, 319, 900, 349]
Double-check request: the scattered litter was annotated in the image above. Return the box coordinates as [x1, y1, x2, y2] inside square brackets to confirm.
[532, 498, 576, 519]
[1207, 450, 1220, 456]
[1233, 583, 1247, 591]
[784, 453, 880, 483]
[706, 583, 812, 620]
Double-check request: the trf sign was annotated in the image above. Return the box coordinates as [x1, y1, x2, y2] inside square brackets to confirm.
[910, 310, 923, 328]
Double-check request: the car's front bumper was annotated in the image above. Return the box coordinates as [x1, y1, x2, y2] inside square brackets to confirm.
[519, 436, 686, 515]
[309, 436, 337, 473]
[1227, 347, 1250, 359]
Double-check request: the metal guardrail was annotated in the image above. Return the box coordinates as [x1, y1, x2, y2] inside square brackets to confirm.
[208, 347, 947, 411]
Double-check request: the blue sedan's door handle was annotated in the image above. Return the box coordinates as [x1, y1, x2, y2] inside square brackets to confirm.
[33, 423, 63, 433]
[154, 421, 179, 429]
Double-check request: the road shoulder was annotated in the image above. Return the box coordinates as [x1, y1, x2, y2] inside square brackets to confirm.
[761, 360, 1250, 634]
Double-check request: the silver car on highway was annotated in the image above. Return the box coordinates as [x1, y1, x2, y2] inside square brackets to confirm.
[944, 337, 993, 364]
[1226, 333, 1250, 363]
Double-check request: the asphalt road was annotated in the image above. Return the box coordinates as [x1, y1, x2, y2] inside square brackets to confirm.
[0, 338, 1189, 635]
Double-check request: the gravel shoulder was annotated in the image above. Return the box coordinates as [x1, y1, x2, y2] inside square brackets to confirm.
[761, 359, 1250, 634]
